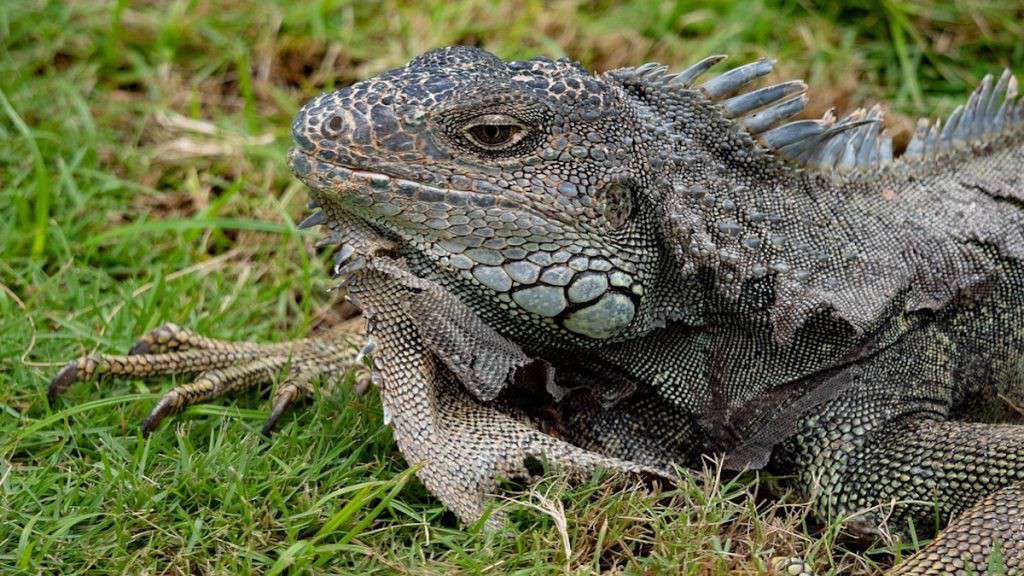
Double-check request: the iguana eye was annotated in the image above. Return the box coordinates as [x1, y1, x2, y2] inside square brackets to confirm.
[461, 114, 527, 150]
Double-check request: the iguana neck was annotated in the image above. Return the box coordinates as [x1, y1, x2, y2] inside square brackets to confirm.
[644, 85, 1024, 341]
[634, 82, 1019, 340]
[631, 86, 858, 335]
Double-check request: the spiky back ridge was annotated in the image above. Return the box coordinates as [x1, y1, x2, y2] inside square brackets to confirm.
[613, 56, 1023, 174]
[610, 55, 1024, 341]
[905, 70, 1021, 158]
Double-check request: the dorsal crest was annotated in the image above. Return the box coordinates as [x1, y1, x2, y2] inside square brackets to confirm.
[609, 56, 1023, 174]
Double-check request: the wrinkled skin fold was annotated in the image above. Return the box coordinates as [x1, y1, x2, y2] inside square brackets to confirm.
[347, 251, 671, 526]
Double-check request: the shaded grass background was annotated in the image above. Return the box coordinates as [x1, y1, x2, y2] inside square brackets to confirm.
[1, 0, 1022, 573]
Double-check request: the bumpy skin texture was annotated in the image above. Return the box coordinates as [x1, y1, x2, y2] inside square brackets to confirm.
[287, 46, 1024, 573]
[53, 46, 1024, 573]
[346, 253, 668, 526]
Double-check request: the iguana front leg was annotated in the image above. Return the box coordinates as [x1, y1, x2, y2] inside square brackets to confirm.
[48, 211, 395, 434]
[48, 321, 369, 435]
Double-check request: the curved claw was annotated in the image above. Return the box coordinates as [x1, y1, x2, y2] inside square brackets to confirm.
[47, 361, 81, 402]
[141, 390, 184, 436]
[262, 386, 299, 437]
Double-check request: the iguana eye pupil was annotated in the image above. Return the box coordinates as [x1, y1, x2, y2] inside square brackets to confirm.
[467, 123, 518, 147]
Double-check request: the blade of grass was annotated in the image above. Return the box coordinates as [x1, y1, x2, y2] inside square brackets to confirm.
[4, 393, 160, 454]
[882, 0, 924, 110]
[0, 89, 52, 259]
[85, 217, 301, 247]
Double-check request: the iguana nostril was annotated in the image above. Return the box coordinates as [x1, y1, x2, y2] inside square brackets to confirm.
[326, 115, 344, 134]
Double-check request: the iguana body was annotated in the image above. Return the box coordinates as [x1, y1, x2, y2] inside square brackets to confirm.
[52, 47, 1024, 573]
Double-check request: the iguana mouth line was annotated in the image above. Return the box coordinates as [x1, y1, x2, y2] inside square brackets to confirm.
[288, 148, 519, 212]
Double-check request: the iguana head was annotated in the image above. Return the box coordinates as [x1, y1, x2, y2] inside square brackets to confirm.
[289, 46, 672, 345]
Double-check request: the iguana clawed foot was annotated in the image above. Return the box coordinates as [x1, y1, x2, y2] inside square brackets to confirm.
[48, 321, 370, 435]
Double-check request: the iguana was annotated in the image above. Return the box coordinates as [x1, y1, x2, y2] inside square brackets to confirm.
[49, 46, 1024, 573]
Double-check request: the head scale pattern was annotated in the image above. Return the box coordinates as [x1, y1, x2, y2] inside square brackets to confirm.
[289, 46, 670, 345]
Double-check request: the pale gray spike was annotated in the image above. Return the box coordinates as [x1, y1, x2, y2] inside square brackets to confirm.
[740, 94, 808, 134]
[924, 118, 943, 155]
[955, 90, 979, 141]
[297, 210, 325, 229]
[837, 122, 873, 171]
[722, 81, 806, 118]
[864, 141, 879, 168]
[701, 58, 775, 99]
[987, 70, 1012, 128]
[878, 131, 893, 163]
[759, 119, 826, 150]
[806, 134, 849, 169]
[919, 119, 934, 155]
[670, 54, 728, 87]
[791, 129, 846, 169]
[904, 118, 930, 158]
[836, 140, 858, 171]
[974, 74, 995, 133]
[940, 104, 964, 144]
[855, 121, 881, 166]
[775, 115, 864, 161]
[996, 75, 1019, 129]
[775, 135, 824, 162]
[794, 119, 879, 169]
[771, 121, 829, 158]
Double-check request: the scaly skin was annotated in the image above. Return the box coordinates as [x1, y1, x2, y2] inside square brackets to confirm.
[52, 47, 1024, 572]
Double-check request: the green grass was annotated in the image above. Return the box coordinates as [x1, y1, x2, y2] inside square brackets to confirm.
[1, 0, 1021, 573]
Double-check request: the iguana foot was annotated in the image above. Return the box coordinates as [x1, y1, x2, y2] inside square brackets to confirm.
[789, 410, 1024, 573]
[48, 322, 368, 435]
